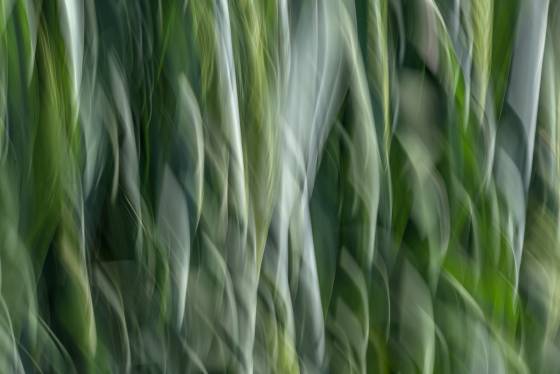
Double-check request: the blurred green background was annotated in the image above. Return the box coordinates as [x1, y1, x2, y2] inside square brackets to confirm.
[0, 0, 559, 372]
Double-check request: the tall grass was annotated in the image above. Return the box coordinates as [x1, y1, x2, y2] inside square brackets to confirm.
[0, 0, 559, 372]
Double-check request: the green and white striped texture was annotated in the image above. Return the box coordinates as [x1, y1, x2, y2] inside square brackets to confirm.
[0, 0, 559, 373]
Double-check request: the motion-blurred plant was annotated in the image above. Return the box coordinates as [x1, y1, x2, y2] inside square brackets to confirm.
[0, 0, 559, 373]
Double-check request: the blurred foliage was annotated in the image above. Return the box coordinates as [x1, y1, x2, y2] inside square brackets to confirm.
[0, 0, 559, 373]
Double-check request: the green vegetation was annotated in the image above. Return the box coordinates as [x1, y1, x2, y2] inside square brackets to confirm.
[0, 0, 559, 372]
